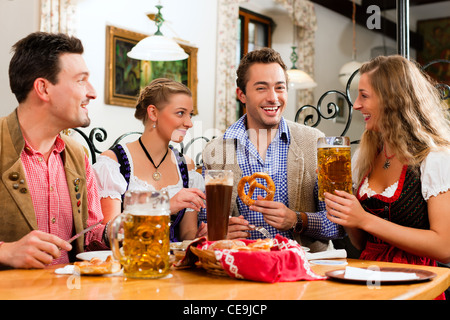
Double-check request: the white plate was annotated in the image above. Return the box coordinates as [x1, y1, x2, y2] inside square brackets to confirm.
[301, 246, 310, 252]
[325, 267, 436, 284]
[76, 250, 113, 261]
[310, 259, 347, 266]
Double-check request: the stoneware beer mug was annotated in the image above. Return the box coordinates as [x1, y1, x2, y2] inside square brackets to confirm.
[317, 136, 352, 201]
[110, 189, 171, 279]
[205, 170, 233, 241]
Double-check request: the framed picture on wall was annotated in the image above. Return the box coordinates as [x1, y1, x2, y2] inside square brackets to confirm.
[417, 17, 450, 110]
[417, 17, 450, 85]
[105, 25, 198, 113]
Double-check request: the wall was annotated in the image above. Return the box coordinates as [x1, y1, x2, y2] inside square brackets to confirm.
[0, 0, 219, 157]
[1, 0, 448, 154]
[0, 0, 39, 116]
[73, 0, 219, 155]
[312, 3, 393, 143]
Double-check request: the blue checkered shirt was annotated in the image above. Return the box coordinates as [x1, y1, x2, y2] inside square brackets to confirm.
[199, 115, 343, 240]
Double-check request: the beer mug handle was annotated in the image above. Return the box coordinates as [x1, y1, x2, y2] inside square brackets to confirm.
[109, 213, 125, 262]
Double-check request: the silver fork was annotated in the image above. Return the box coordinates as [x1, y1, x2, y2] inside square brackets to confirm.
[248, 225, 271, 238]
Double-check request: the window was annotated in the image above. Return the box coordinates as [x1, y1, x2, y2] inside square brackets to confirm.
[237, 8, 273, 59]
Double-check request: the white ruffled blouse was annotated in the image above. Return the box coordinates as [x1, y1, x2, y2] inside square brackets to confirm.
[93, 144, 205, 212]
[355, 150, 450, 201]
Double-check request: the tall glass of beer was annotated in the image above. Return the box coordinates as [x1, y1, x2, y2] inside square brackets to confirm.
[317, 136, 352, 201]
[109, 190, 171, 279]
[205, 170, 233, 241]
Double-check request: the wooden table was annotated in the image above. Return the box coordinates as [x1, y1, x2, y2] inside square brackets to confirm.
[1, 259, 448, 300]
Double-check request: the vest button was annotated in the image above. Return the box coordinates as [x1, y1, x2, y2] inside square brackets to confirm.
[9, 172, 19, 181]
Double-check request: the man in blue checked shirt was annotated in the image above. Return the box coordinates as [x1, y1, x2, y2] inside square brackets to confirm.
[200, 48, 345, 252]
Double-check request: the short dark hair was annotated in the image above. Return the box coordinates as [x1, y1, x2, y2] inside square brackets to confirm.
[9, 32, 84, 103]
[236, 47, 288, 94]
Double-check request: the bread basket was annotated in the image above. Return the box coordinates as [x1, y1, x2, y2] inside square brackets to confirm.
[189, 246, 229, 277]
[178, 236, 326, 283]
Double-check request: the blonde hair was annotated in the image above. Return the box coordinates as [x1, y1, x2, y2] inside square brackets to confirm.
[134, 78, 191, 124]
[355, 55, 450, 184]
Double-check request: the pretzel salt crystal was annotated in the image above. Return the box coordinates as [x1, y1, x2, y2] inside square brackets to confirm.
[238, 172, 275, 206]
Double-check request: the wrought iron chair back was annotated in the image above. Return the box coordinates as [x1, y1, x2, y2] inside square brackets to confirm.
[68, 127, 212, 167]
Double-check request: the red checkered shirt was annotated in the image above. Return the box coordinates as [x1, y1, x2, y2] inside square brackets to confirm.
[21, 135, 104, 265]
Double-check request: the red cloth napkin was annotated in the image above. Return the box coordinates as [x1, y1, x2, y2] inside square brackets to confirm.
[175, 235, 326, 283]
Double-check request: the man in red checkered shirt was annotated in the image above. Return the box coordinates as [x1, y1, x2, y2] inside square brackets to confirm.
[0, 32, 107, 269]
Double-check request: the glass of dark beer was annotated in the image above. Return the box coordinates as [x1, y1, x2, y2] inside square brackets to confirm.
[205, 170, 233, 241]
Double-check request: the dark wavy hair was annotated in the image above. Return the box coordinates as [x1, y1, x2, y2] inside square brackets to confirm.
[9, 32, 84, 103]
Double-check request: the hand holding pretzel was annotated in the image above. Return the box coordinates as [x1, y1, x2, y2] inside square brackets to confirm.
[238, 172, 276, 206]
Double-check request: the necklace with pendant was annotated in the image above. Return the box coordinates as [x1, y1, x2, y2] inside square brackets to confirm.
[138, 137, 169, 181]
[383, 145, 395, 170]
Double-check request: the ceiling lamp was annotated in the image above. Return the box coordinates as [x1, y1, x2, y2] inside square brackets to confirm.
[287, 46, 317, 90]
[338, 0, 362, 89]
[127, 4, 188, 61]
[287, 0, 317, 90]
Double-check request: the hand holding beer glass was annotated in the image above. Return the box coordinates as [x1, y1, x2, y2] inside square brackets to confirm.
[110, 190, 171, 279]
[317, 136, 352, 201]
[205, 170, 233, 241]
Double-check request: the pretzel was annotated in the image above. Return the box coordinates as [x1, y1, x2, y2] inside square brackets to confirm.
[238, 172, 275, 206]
[234, 239, 274, 252]
[207, 239, 274, 252]
[74, 255, 121, 275]
[207, 240, 247, 251]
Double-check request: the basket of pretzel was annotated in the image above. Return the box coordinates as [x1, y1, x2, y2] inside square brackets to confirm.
[176, 235, 325, 282]
[187, 171, 276, 276]
[189, 238, 274, 277]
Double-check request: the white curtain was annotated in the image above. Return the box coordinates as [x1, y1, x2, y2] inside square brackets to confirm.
[274, 0, 317, 111]
[40, 0, 77, 35]
[214, 0, 248, 132]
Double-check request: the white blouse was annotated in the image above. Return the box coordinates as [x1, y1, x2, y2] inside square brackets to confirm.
[354, 150, 450, 201]
[93, 144, 205, 212]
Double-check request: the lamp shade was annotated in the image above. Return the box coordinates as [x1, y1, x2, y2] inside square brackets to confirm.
[287, 69, 317, 90]
[127, 35, 188, 61]
[338, 60, 362, 89]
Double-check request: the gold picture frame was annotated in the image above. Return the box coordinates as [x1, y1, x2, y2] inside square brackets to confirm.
[105, 25, 198, 114]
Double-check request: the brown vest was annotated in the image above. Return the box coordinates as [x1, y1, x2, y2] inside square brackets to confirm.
[0, 110, 89, 255]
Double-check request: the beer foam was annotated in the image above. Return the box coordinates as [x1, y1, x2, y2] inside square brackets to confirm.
[317, 144, 351, 149]
[124, 204, 170, 216]
[317, 136, 350, 148]
[205, 170, 233, 186]
[205, 177, 233, 186]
